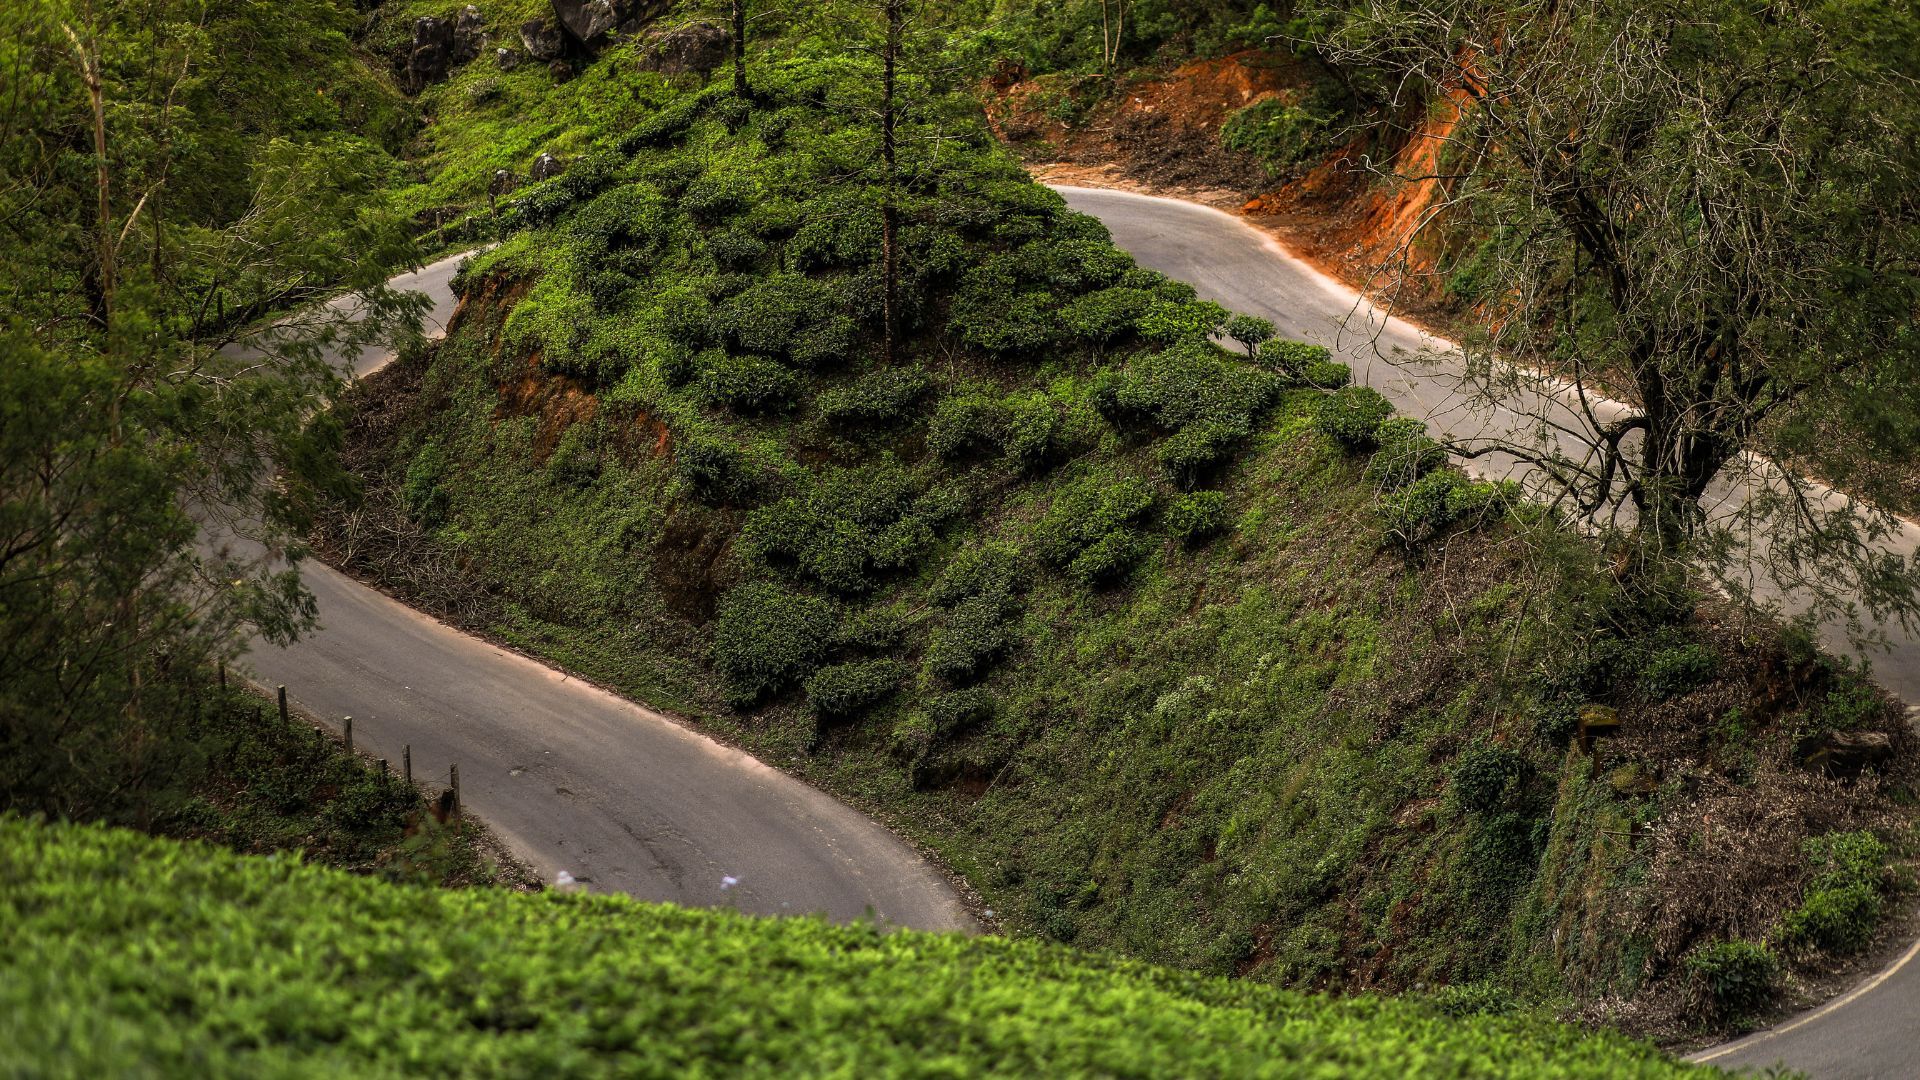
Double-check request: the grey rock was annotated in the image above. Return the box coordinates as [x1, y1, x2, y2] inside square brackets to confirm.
[490, 169, 520, 197]
[519, 18, 567, 61]
[405, 16, 456, 90]
[452, 6, 487, 64]
[634, 21, 729, 78]
[550, 0, 620, 48]
[548, 58, 575, 82]
[495, 47, 522, 71]
[530, 153, 566, 181]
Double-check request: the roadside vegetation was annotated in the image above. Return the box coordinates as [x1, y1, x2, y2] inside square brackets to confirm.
[0, 816, 1712, 1077]
[314, 19, 1917, 1035]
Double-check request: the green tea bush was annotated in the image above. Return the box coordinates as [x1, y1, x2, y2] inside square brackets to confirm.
[817, 367, 932, 428]
[1158, 421, 1241, 489]
[925, 593, 1020, 684]
[1303, 357, 1352, 389]
[999, 393, 1067, 473]
[928, 390, 1002, 460]
[1034, 474, 1156, 586]
[674, 428, 760, 504]
[1060, 287, 1154, 345]
[931, 542, 1027, 608]
[1381, 471, 1514, 547]
[711, 581, 838, 703]
[1224, 314, 1276, 356]
[1137, 298, 1230, 344]
[1778, 830, 1893, 956]
[690, 352, 803, 414]
[1317, 386, 1395, 451]
[1364, 418, 1445, 491]
[805, 659, 910, 717]
[1451, 743, 1530, 814]
[1222, 95, 1336, 177]
[713, 274, 845, 361]
[1255, 338, 1330, 381]
[1638, 641, 1720, 701]
[1166, 491, 1229, 544]
[742, 463, 937, 595]
[1686, 940, 1778, 1019]
[951, 258, 1060, 353]
[0, 818, 1713, 1079]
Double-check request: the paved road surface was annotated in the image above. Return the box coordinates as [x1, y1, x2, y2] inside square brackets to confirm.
[242, 251, 974, 932]
[1054, 185, 1920, 1078]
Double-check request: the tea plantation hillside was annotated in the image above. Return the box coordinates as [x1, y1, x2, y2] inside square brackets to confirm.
[317, 47, 1916, 1031]
[0, 817, 1713, 1078]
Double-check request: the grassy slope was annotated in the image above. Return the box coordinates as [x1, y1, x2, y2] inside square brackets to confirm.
[318, 24, 1914, 1032]
[0, 816, 1711, 1078]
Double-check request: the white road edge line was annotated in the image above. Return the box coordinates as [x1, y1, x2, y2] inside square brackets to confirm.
[1690, 933, 1920, 1063]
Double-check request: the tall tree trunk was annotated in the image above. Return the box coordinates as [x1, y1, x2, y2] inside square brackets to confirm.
[881, 0, 902, 365]
[63, 23, 113, 323]
[731, 0, 748, 97]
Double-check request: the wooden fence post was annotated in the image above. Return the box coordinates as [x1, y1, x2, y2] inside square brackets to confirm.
[344, 716, 353, 754]
[277, 685, 289, 725]
[404, 745, 412, 786]
[450, 764, 461, 820]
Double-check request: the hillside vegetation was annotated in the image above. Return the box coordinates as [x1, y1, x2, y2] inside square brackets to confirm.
[314, 39, 1917, 1034]
[0, 816, 1713, 1077]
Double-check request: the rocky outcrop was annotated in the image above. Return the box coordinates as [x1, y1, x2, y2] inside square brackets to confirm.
[551, 0, 621, 49]
[495, 47, 522, 71]
[530, 153, 566, 181]
[403, 7, 487, 91]
[520, 18, 567, 61]
[633, 21, 729, 78]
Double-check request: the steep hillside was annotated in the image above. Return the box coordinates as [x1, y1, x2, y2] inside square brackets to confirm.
[0, 816, 1713, 1077]
[309, 51, 1919, 1037]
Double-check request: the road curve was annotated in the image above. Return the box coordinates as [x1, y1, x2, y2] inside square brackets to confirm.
[244, 251, 974, 932]
[1054, 184, 1920, 1079]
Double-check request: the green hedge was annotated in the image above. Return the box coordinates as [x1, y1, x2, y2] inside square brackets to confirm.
[0, 818, 1713, 1078]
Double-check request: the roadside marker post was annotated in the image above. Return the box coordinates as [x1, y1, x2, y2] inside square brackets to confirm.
[404, 745, 412, 786]
[344, 716, 353, 754]
[451, 764, 462, 820]
[277, 685, 289, 725]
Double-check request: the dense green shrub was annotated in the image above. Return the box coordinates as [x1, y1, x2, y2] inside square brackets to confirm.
[1317, 386, 1395, 451]
[1034, 475, 1156, 586]
[1137, 298, 1230, 344]
[817, 367, 932, 428]
[1638, 641, 1720, 700]
[1451, 743, 1529, 814]
[1303, 357, 1352, 389]
[1224, 314, 1276, 356]
[1060, 287, 1154, 345]
[0, 818, 1713, 1079]
[1221, 95, 1337, 177]
[931, 542, 1027, 608]
[928, 390, 1002, 460]
[742, 464, 941, 594]
[1255, 338, 1330, 381]
[1166, 491, 1229, 544]
[690, 351, 803, 414]
[1364, 418, 1445, 491]
[1382, 471, 1515, 547]
[805, 659, 911, 717]
[1686, 940, 1778, 1019]
[1778, 830, 1893, 956]
[673, 428, 759, 504]
[402, 439, 452, 528]
[711, 582, 838, 703]
[1158, 422, 1241, 489]
[926, 593, 1020, 684]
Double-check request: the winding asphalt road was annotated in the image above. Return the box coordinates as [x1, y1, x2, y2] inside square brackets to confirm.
[1055, 185, 1920, 1078]
[242, 251, 974, 931]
